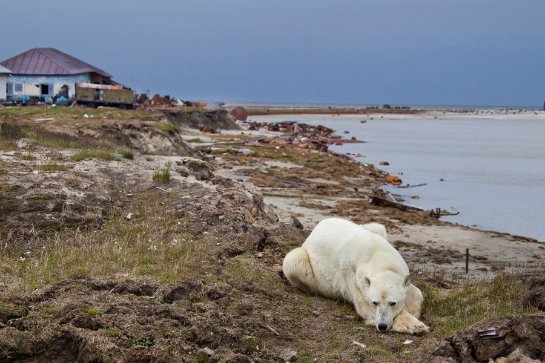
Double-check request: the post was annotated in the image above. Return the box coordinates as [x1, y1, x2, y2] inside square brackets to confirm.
[465, 248, 469, 273]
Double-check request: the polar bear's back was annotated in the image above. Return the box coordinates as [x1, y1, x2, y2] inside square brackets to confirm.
[302, 218, 408, 290]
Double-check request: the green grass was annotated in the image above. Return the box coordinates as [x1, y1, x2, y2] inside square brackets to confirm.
[107, 326, 121, 337]
[1, 121, 116, 150]
[72, 149, 116, 161]
[152, 168, 171, 183]
[39, 162, 67, 172]
[87, 307, 102, 317]
[421, 274, 538, 337]
[41, 306, 60, 315]
[133, 337, 154, 347]
[120, 149, 134, 159]
[1, 194, 212, 294]
[0, 106, 161, 123]
[144, 121, 175, 132]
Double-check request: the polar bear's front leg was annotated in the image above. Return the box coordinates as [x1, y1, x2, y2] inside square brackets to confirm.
[392, 309, 429, 334]
[352, 296, 376, 325]
[404, 284, 424, 318]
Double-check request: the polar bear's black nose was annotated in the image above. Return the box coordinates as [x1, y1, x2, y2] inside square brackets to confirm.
[378, 323, 388, 332]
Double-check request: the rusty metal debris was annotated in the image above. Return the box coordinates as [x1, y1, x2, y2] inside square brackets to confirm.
[477, 328, 501, 340]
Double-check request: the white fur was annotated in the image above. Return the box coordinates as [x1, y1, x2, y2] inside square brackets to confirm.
[283, 218, 429, 334]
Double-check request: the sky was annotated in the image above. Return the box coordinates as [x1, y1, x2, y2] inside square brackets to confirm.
[2, 0, 545, 107]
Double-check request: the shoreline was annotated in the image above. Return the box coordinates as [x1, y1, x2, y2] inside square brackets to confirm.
[248, 112, 545, 242]
[182, 116, 545, 276]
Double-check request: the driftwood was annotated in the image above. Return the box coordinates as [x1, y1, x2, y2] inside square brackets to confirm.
[370, 195, 423, 212]
[396, 183, 427, 189]
[429, 207, 460, 219]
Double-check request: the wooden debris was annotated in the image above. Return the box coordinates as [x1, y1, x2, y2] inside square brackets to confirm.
[265, 325, 280, 336]
[370, 195, 423, 212]
[397, 183, 427, 189]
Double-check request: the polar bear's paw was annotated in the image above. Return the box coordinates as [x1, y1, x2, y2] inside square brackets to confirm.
[392, 310, 430, 334]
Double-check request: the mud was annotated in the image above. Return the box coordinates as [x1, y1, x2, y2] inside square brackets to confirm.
[521, 276, 545, 311]
[431, 313, 545, 362]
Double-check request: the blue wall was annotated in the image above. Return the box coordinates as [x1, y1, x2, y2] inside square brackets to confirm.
[7, 73, 91, 99]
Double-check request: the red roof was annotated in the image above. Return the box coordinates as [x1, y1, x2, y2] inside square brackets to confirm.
[0, 48, 111, 78]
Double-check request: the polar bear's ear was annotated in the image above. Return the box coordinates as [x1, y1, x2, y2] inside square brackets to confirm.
[404, 275, 411, 287]
[362, 223, 388, 241]
[364, 277, 371, 287]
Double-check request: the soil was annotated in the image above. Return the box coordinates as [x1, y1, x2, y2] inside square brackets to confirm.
[166, 110, 240, 131]
[0, 107, 544, 362]
[431, 313, 545, 362]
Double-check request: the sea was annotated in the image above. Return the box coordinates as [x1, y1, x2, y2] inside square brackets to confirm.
[252, 114, 545, 242]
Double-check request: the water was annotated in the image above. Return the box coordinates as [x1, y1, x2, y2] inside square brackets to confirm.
[253, 115, 545, 241]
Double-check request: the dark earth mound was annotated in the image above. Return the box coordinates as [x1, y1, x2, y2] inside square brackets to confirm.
[432, 313, 545, 362]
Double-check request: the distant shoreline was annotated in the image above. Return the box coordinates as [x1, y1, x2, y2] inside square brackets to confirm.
[230, 104, 545, 118]
[244, 108, 545, 121]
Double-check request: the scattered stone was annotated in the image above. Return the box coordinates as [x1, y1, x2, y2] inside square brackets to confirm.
[279, 348, 298, 362]
[352, 341, 367, 349]
[126, 212, 132, 220]
[197, 347, 215, 360]
[494, 348, 540, 363]
[379, 161, 390, 166]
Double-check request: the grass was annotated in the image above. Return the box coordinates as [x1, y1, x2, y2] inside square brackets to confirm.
[120, 149, 134, 159]
[152, 167, 171, 183]
[1, 193, 213, 294]
[72, 149, 116, 161]
[420, 274, 538, 337]
[0, 122, 25, 139]
[143, 121, 175, 132]
[87, 307, 102, 317]
[133, 337, 154, 347]
[41, 306, 60, 315]
[0, 121, 116, 150]
[39, 162, 67, 172]
[107, 326, 121, 337]
[0, 106, 162, 124]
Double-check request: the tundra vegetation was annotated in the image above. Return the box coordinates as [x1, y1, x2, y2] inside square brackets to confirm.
[0, 107, 543, 362]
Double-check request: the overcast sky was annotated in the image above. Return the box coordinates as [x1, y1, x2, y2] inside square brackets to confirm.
[2, 0, 545, 106]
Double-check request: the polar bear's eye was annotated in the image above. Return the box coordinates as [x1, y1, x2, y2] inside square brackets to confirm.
[372, 301, 379, 306]
[389, 302, 397, 306]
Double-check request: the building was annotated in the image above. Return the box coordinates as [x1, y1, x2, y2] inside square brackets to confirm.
[0, 65, 11, 101]
[0, 48, 119, 103]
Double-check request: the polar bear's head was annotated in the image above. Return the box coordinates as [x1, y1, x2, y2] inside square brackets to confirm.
[363, 272, 410, 332]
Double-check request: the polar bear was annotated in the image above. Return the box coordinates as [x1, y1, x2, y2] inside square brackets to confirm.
[283, 218, 429, 334]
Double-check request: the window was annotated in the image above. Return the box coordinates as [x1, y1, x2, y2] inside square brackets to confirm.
[14, 83, 22, 92]
[40, 84, 50, 96]
[6, 83, 13, 95]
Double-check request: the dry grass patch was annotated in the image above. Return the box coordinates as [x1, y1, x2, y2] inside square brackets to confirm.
[0, 193, 215, 295]
[152, 167, 171, 183]
[420, 274, 538, 338]
[39, 162, 67, 172]
[72, 149, 116, 161]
